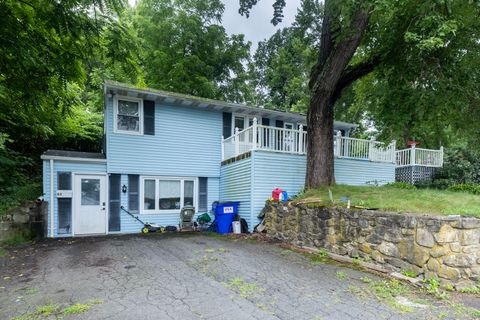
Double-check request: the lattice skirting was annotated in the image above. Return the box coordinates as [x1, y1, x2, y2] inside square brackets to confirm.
[395, 166, 437, 185]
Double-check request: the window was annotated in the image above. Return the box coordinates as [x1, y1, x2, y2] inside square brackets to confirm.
[159, 180, 180, 210]
[114, 96, 143, 134]
[231, 114, 261, 135]
[140, 177, 197, 213]
[81, 178, 100, 205]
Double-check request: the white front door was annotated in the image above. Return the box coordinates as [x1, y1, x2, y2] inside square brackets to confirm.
[74, 174, 107, 235]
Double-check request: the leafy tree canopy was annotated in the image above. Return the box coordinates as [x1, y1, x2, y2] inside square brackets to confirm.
[132, 0, 253, 103]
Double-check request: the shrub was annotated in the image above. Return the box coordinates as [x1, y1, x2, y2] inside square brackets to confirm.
[447, 183, 480, 195]
[384, 182, 417, 190]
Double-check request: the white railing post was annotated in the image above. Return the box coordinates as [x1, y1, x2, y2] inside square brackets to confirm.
[440, 146, 444, 167]
[252, 118, 257, 150]
[335, 131, 342, 157]
[368, 136, 376, 161]
[298, 125, 304, 154]
[391, 140, 396, 163]
[234, 127, 239, 157]
[221, 135, 225, 160]
[410, 144, 416, 166]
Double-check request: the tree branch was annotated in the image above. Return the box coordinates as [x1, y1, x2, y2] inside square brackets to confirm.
[331, 57, 380, 101]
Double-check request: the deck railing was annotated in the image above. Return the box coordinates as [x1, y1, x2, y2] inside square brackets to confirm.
[395, 145, 444, 167]
[222, 118, 397, 163]
[334, 133, 396, 163]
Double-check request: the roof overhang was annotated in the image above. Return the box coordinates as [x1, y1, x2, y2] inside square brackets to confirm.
[105, 81, 358, 130]
[41, 150, 106, 163]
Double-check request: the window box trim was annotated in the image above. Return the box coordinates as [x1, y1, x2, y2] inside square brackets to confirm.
[113, 95, 144, 135]
[139, 176, 198, 214]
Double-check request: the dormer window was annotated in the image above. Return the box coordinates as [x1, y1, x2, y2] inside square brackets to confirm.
[114, 96, 143, 135]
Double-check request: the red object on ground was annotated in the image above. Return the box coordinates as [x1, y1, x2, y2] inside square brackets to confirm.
[407, 140, 420, 147]
[272, 188, 283, 201]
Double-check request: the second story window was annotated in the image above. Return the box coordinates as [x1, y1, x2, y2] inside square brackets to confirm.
[114, 96, 143, 135]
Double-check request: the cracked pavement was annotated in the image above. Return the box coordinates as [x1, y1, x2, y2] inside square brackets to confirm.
[0, 233, 478, 319]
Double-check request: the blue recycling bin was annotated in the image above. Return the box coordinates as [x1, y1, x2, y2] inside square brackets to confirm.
[213, 202, 240, 234]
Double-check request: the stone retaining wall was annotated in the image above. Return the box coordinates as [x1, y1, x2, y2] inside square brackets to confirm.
[264, 202, 480, 289]
[0, 200, 46, 242]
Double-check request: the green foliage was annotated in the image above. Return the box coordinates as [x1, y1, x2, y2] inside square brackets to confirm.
[132, 0, 252, 103]
[250, 0, 322, 112]
[400, 271, 417, 278]
[0, 181, 41, 215]
[447, 184, 480, 195]
[384, 182, 416, 190]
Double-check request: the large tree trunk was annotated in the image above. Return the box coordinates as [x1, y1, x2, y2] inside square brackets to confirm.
[305, 4, 372, 189]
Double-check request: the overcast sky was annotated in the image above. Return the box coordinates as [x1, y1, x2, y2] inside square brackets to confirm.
[222, 0, 301, 49]
[128, 0, 302, 51]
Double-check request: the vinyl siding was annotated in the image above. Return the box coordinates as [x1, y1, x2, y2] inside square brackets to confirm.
[249, 151, 396, 225]
[42, 160, 107, 238]
[106, 97, 222, 177]
[251, 151, 306, 225]
[219, 157, 252, 228]
[335, 158, 395, 186]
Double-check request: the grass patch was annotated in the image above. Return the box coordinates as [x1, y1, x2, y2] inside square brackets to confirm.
[0, 247, 6, 257]
[10, 299, 102, 320]
[298, 184, 480, 217]
[62, 299, 102, 315]
[226, 277, 265, 299]
[335, 271, 347, 280]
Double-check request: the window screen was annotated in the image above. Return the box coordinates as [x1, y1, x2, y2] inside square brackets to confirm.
[58, 172, 71, 190]
[57, 198, 72, 234]
[109, 174, 121, 232]
[198, 177, 208, 212]
[128, 175, 139, 212]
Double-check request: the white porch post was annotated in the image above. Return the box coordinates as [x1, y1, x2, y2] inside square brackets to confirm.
[410, 144, 416, 166]
[298, 124, 304, 154]
[234, 127, 239, 156]
[252, 117, 257, 151]
[440, 146, 444, 167]
[221, 135, 225, 161]
[391, 140, 397, 164]
[335, 131, 342, 157]
[368, 136, 376, 161]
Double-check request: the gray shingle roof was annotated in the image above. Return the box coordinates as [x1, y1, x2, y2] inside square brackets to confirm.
[42, 150, 105, 159]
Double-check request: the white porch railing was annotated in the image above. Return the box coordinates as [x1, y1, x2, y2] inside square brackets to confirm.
[222, 118, 397, 163]
[334, 132, 396, 163]
[395, 145, 444, 167]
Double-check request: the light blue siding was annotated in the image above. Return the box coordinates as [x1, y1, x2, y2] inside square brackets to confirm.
[42, 160, 107, 238]
[335, 158, 395, 186]
[106, 97, 222, 177]
[219, 157, 252, 228]
[251, 151, 306, 224]
[219, 151, 396, 230]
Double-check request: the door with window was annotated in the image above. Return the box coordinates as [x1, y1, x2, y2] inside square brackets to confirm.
[74, 174, 107, 235]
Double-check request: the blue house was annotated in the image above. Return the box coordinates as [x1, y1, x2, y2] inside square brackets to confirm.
[41, 81, 438, 238]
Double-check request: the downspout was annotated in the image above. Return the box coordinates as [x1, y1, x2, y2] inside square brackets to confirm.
[50, 159, 54, 238]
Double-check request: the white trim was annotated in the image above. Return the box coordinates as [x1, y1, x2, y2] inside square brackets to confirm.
[113, 95, 144, 135]
[49, 159, 54, 238]
[139, 176, 198, 214]
[72, 173, 108, 236]
[41, 155, 106, 163]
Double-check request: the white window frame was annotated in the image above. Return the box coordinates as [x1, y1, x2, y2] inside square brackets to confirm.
[113, 95, 144, 135]
[231, 113, 261, 135]
[139, 176, 198, 214]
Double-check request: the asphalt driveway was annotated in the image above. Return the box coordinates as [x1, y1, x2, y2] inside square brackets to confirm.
[0, 233, 478, 320]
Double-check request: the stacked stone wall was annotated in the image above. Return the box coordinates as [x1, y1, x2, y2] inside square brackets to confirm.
[264, 202, 480, 289]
